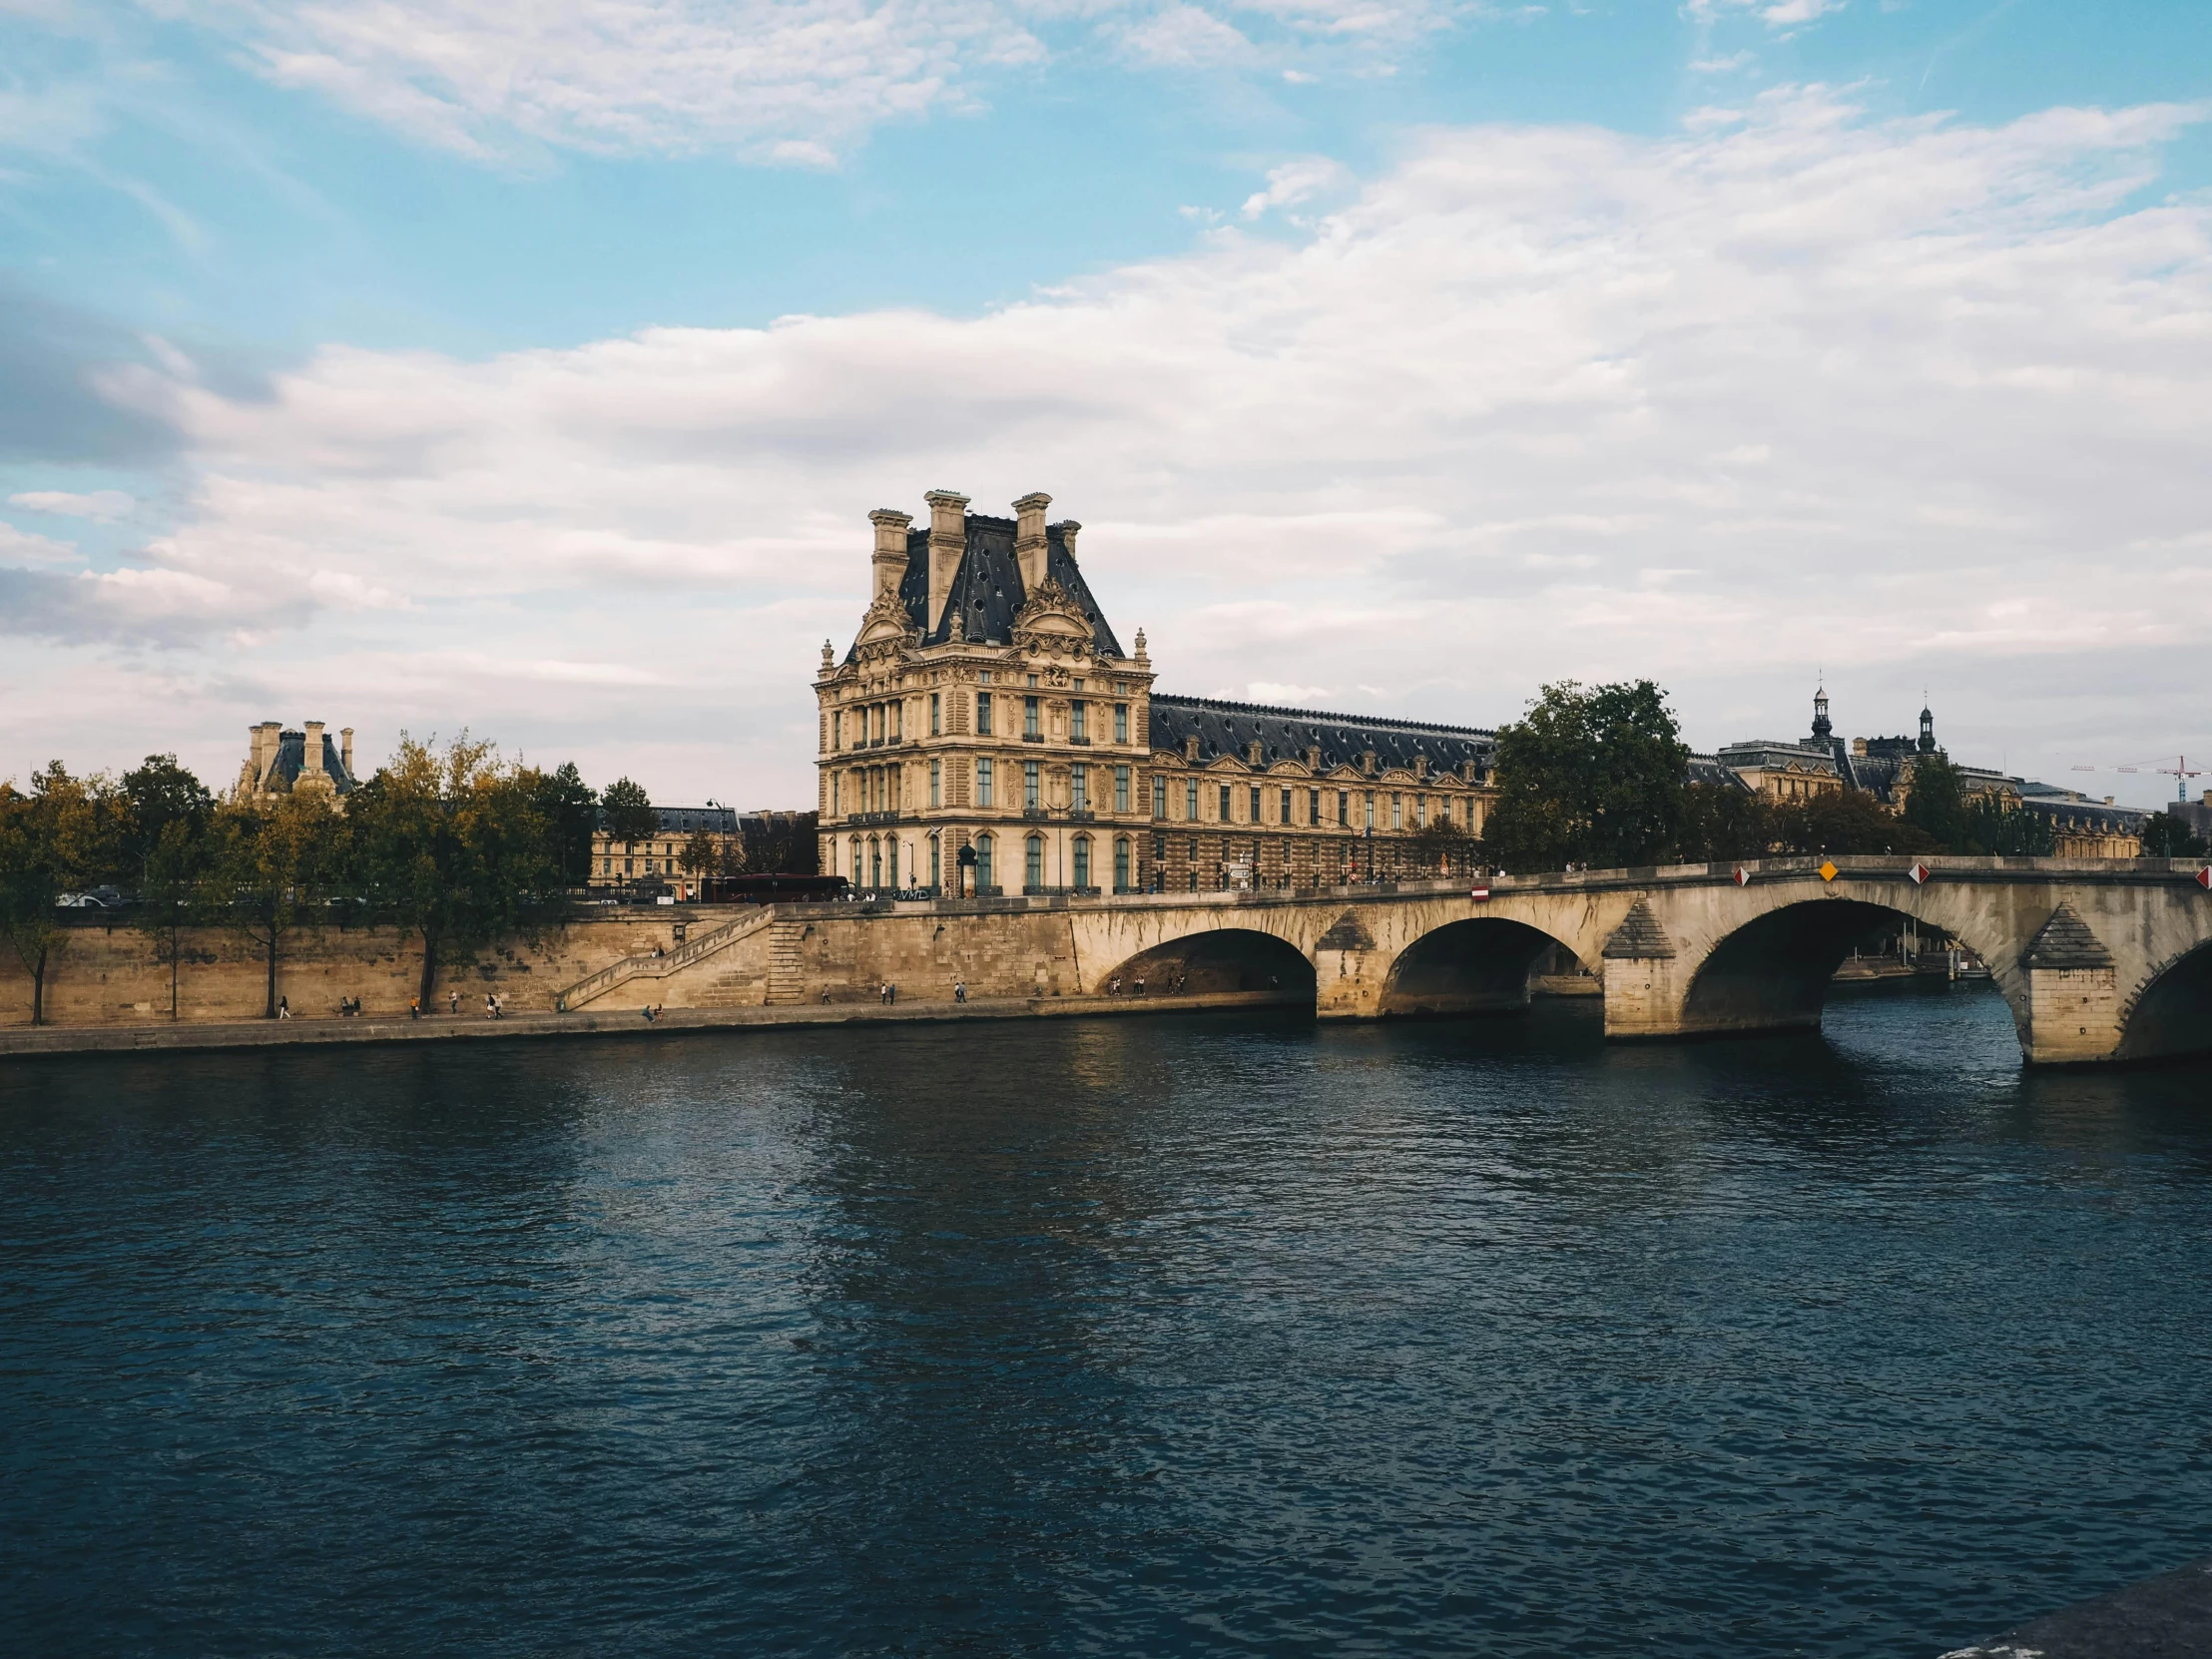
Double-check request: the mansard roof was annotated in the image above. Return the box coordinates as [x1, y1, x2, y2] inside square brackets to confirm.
[1148, 694, 1495, 775]
[270, 730, 355, 796]
[871, 514, 1123, 658]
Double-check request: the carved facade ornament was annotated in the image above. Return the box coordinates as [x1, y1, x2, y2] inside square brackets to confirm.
[852, 587, 921, 663]
[1010, 575, 1095, 658]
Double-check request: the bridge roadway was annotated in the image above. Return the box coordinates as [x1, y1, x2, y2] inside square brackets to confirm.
[558, 855, 2212, 1066]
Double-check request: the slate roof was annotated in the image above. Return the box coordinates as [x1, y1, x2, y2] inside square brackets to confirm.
[858, 514, 1124, 661]
[1602, 897, 1676, 959]
[594, 805, 739, 834]
[2024, 901, 2115, 969]
[270, 730, 355, 796]
[1146, 694, 1496, 776]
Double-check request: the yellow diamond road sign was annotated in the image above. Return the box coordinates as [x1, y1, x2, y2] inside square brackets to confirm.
[1819, 860, 1839, 882]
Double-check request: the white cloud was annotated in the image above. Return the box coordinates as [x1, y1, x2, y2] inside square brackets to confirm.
[0, 522, 85, 566]
[1241, 155, 1350, 218]
[146, 0, 1464, 163]
[15, 87, 2212, 806]
[10, 489, 136, 521]
[1688, 0, 1842, 26]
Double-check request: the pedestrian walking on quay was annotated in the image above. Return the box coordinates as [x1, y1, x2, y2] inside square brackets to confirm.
[449, 989, 460, 1016]
[409, 997, 421, 1020]
[953, 980, 966, 1003]
[276, 995, 290, 1020]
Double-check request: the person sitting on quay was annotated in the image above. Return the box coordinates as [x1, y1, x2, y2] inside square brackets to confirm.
[642, 1004, 656, 1022]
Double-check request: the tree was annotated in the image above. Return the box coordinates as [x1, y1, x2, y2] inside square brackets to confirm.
[601, 777, 657, 846]
[1677, 781, 1776, 861]
[1774, 790, 1937, 856]
[206, 790, 346, 1018]
[680, 827, 720, 886]
[348, 733, 562, 1008]
[1902, 753, 1969, 849]
[0, 763, 119, 1025]
[740, 812, 819, 875]
[119, 754, 215, 889]
[1482, 681, 1689, 872]
[135, 818, 212, 1022]
[1960, 795, 2056, 856]
[2142, 813, 2207, 858]
[532, 762, 599, 886]
[1405, 816, 1477, 875]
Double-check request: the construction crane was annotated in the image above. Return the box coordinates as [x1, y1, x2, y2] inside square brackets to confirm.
[2071, 755, 2204, 802]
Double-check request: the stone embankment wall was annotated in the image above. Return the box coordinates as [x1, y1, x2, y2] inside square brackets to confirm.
[0, 910, 706, 1027]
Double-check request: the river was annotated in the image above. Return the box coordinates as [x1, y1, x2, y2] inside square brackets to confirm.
[3, 984, 2209, 1655]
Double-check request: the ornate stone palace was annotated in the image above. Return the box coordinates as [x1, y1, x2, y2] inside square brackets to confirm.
[817, 491, 1496, 895]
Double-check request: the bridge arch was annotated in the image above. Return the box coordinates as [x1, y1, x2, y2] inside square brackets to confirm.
[1382, 916, 1583, 1017]
[1098, 925, 1317, 1003]
[1677, 894, 2028, 1045]
[2117, 938, 2212, 1062]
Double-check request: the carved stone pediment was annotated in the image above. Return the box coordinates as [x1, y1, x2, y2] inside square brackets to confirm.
[1010, 577, 1094, 657]
[852, 589, 920, 662]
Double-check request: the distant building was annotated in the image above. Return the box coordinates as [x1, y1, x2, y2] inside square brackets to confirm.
[2169, 792, 2212, 842]
[234, 721, 357, 809]
[1725, 690, 2150, 856]
[589, 807, 817, 897]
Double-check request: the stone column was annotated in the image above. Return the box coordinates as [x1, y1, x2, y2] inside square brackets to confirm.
[2021, 901, 2124, 1063]
[1600, 897, 1683, 1038]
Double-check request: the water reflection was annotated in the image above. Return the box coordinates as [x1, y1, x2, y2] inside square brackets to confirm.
[1, 994, 2209, 1657]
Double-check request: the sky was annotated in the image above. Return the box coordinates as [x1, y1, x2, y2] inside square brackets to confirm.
[3, 0, 2210, 811]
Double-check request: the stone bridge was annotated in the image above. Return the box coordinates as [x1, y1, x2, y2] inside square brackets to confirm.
[558, 855, 2212, 1066]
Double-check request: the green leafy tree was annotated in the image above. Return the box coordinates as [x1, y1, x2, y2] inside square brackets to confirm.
[1405, 816, 1476, 875]
[206, 791, 347, 1018]
[0, 763, 120, 1024]
[135, 818, 212, 1021]
[739, 812, 819, 875]
[1902, 753, 1969, 849]
[2142, 813, 2207, 858]
[119, 754, 215, 888]
[1677, 781, 1776, 861]
[1961, 795, 2056, 856]
[532, 762, 599, 886]
[680, 827, 720, 886]
[1773, 790, 1937, 856]
[601, 777, 657, 846]
[348, 733, 561, 1008]
[1482, 681, 1689, 872]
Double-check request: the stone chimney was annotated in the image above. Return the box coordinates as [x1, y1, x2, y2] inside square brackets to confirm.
[1014, 493, 1051, 596]
[868, 508, 912, 602]
[1057, 519, 1081, 574]
[250, 721, 281, 790]
[924, 490, 968, 635]
[302, 722, 328, 792]
[340, 727, 354, 778]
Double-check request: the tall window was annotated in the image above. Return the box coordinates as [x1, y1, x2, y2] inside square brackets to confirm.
[1309, 789, 1320, 826]
[977, 757, 994, 808]
[929, 760, 941, 809]
[868, 838, 880, 887]
[1024, 696, 1040, 739]
[831, 710, 842, 750]
[1024, 761, 1041, 810]
[977, 693, 994, 736]
[930, 693, 941, 736]
[872, 705, 883, 743]
[850, 840, 861, 885]
[1153, 776, 1167, 819]
[1115, 766, 1131, 814]
[1185, 780, 1199, 821]
[1250, 786, 1262, 823]
[1071, 702, 1087, 741]
[1391, 794, 1402, 830]
[1072, 835, 1091, 889]
[831, 776, 840, 815]
[1115, 703, 1129, 744]
[1366, 792, 1377, 830]
[1218, 784, 1232, 821]
[1338, 791, 1349, 827]
[976, 833, 994, 890]
[1114, 837, 1131, 891]
[1281, 788, 1293, 825]
[1025, 833, 1044, 890]
[929, 835, 941, 888]
[1071, 764, 1087, 811]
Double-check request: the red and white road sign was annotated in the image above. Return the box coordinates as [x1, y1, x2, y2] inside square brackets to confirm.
[2196, 866, 2211, 890]
[1470, 885, 1491, 901]
[1909, 862, 1933, 885]
[1732, 865, 1750, 886]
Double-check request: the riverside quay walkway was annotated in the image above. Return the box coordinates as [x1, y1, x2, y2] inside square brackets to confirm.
[539, 855, 2212, 1067]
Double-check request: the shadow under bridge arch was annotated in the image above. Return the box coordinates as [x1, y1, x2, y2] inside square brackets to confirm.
[1681, 896, 2023, 1045]
[1382, 916, 1584, 1018]
[2119, 937, 2212, 1062]
[1102, 927, 1318, 1004]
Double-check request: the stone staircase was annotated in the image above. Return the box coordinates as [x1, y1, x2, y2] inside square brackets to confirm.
[553, 906, 781, 1011]
[765, 921, 808, 1004]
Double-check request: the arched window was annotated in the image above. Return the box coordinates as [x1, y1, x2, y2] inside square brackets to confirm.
[869, 836, 881, 888]
[1072, 834, 1092, 890]
[928, 833, 941, 889]
[1113, 836, 1131, 892]
[1025, 833, 1044, 891]
[849, 838, 862, 886]
[975, 832, 995, 892]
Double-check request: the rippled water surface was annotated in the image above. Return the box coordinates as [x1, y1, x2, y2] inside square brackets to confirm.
[5, 987, 2212, 1656]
